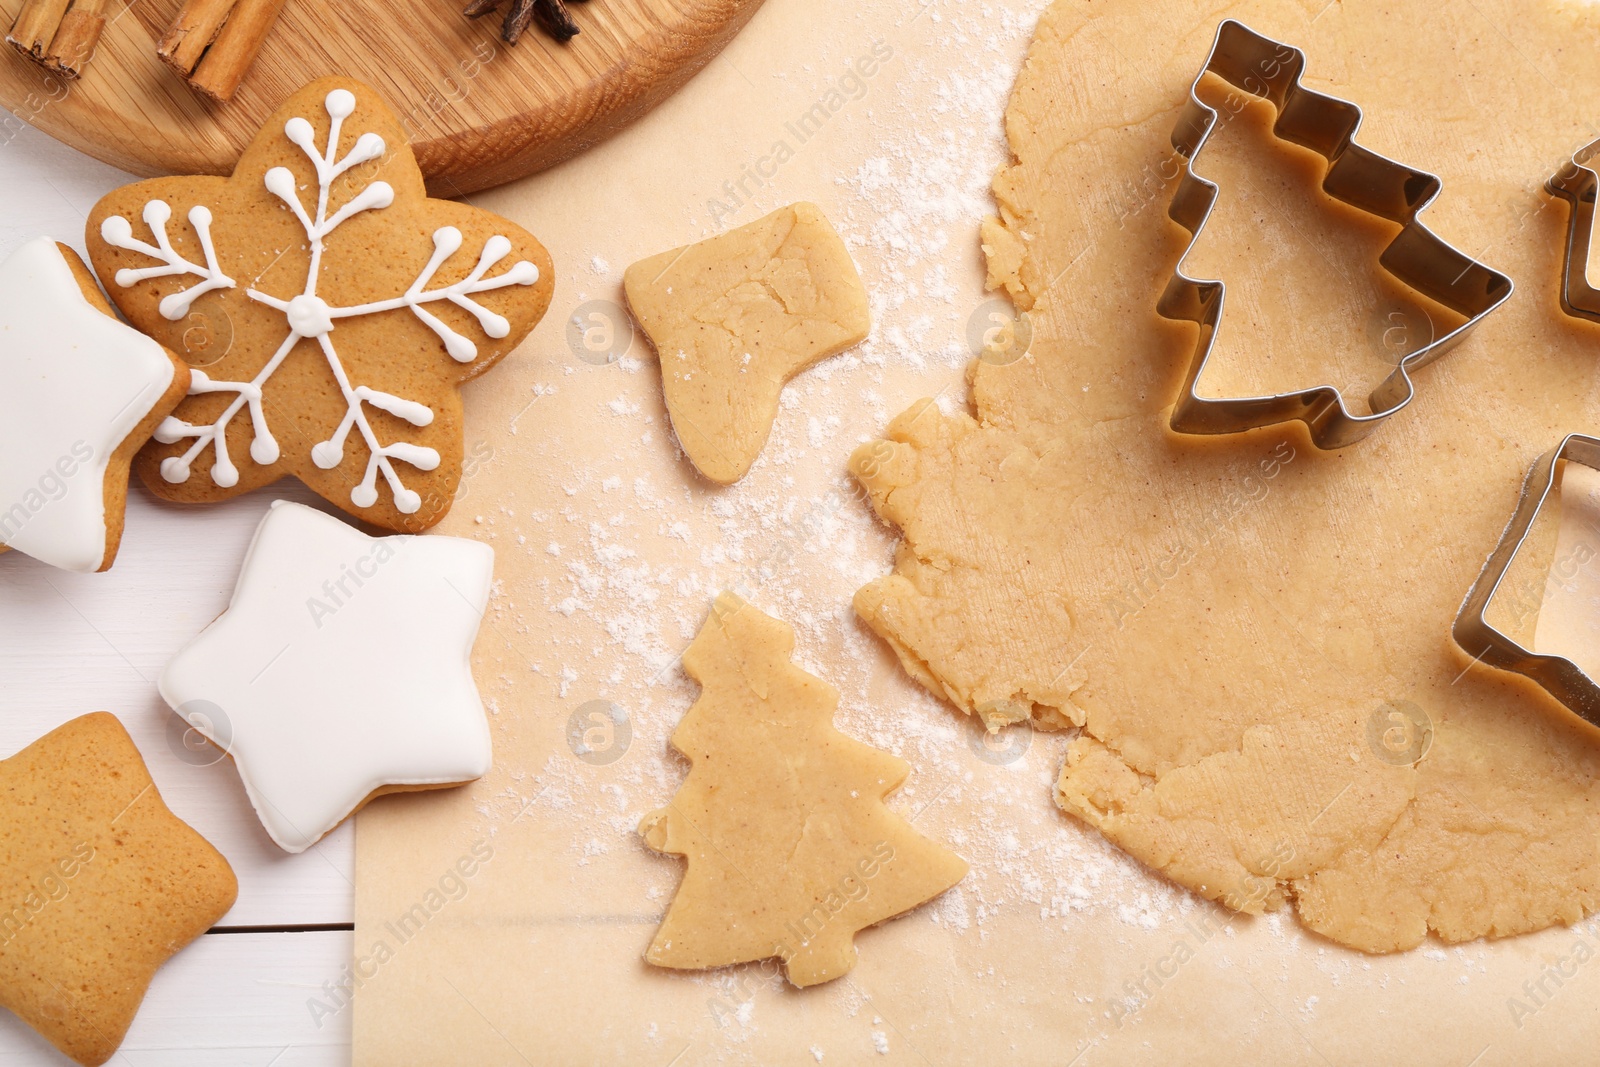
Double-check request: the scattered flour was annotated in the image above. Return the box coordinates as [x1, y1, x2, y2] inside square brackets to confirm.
[459, 0, 1414, 1060]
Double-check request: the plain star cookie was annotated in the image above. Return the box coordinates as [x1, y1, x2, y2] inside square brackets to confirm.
[85, 78, 554, 533]
[0, 237, 189, 573]
[639, 593, 967, 987]
[0, 713, 237, 1067]
[624, 202, 870, 485]
[160, 500, 495, 853]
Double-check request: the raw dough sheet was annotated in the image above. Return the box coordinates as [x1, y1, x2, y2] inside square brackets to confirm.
[354, 0, 1600, 1062]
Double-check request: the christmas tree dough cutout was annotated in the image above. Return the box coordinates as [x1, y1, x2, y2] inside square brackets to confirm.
[638, 593, 967, 987]
[624, 203, 871, 485]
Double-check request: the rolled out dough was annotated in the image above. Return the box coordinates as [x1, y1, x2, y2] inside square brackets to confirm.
[852, 0, 1600, 952]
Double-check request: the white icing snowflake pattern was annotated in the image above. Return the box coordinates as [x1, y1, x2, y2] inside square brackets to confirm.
[99, 88, 540, 514]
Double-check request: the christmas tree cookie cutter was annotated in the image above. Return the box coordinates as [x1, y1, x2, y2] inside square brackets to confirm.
[1157, 19, 1514, 450]
[1453, 434, 1600, 727]
[1548, 138, 1600, 322]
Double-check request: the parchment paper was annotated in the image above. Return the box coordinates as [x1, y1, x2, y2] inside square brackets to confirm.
[351, 0, 1600, 1062]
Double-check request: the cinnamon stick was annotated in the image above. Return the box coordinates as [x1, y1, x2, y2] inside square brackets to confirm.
[157, 0, 286, 102]
[41, 0, 108, 77]
[8, 0, 70, 64]
[156, 0, 235, 75]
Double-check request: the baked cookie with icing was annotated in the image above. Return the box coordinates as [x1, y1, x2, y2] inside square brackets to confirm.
[0, 712, 237, 1066]
[0, 237, 189, 573]
[85, 78, 554, 533]
[160, 500, 496, 853]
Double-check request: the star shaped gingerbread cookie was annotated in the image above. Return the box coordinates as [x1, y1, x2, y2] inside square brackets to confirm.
[160, 500, 496, 853]
[0, 712, 237, 1066]
[85, 78, 554, 532]
[0, 237, 189, 572]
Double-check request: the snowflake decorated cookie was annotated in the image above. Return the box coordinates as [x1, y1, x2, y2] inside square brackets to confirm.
[0, 237, 190, 573]
[160, 500, 496, 853]
[85, 78, 554, 533]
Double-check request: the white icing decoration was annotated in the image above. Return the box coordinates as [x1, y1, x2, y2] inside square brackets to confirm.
[285, 293, 334, 337]
[101, 202, 236, 321]
[0, 238, 177, 572]
[98, 87, 539, 514]
[158, 500, 495, 853]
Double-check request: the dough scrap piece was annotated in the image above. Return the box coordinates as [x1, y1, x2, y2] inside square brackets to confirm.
[0, 713, 237, 1066]
[624, 203, 871, 485]
[639, 593, 967, 987]
[86, 78, 554, 533]
[159, 500, 495, 853]
[850, 0, 1600, 953]
[0, 238, 189, 573]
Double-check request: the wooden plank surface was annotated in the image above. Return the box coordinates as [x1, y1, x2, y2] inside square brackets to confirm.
[0, 467, 357, 929]
[0, 931, 353, 1066]
[0, 123, 353, 1062]
[0, 0, 766, 197]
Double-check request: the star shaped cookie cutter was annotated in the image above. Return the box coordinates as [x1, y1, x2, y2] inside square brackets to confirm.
[1157, 19, 1514, 450]
[1548, 138, 1600, 322]
[1453, 434, 1600, 727]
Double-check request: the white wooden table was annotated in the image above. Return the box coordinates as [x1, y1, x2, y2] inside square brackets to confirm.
[0, 126, 352, 1066]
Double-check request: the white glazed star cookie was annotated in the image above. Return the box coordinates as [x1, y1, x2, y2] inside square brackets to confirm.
[0, 237, 189, 572]
[159, 500, 495, 852]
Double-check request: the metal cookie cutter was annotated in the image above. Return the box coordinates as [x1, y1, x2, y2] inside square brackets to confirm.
[1157, 19, 1514, 450]
[1547, 138, 1600, 321]
[1453, 434, 1600, 727]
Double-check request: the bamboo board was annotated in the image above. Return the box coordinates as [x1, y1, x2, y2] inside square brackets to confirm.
[0, 0, 765, 196]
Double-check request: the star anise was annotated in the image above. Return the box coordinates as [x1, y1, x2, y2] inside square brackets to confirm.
[462, 0, 588, 45]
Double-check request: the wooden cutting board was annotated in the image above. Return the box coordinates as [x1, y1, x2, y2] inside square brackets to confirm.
[0, 0, 765, 196]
